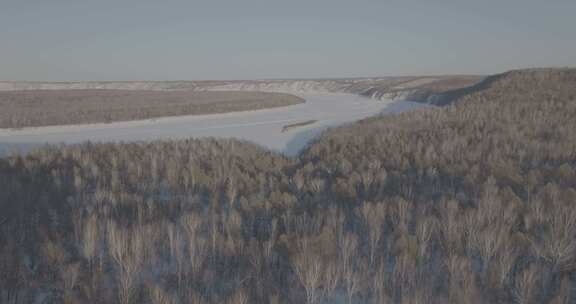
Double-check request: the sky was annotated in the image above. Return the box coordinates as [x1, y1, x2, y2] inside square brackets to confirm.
[1, 0, 575, 81]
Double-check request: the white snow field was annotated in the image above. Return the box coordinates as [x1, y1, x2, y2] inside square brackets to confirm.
[0, 93, 429, 157]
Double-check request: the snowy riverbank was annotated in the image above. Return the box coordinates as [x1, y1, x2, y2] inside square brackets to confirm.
[0, 93, 429, 157]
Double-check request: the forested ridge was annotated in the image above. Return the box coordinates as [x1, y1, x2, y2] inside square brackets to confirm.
[1, 68, 575, 303]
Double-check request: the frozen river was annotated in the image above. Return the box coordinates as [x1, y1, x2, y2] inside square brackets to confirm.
[0, 93, 427, 156]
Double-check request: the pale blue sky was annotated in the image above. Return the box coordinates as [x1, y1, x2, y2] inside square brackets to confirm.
[1, 0, 575, 80]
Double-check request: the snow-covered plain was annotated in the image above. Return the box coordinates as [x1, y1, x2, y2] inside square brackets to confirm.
[0, 93, 428, 157]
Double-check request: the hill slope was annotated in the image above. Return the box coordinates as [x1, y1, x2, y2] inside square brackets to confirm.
[0, 75, 483, 105]
[0, 68, 575, 304]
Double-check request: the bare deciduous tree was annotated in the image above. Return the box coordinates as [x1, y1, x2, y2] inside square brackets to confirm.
[81, 214, 99, 270]
[323, 260, 341, 301]
[292, 237, 325, 304]
[107, 221, 144, 304]
[526, 200, 576, 272]
[359, 202, 387, 266]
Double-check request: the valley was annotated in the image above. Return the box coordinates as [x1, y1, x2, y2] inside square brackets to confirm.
[0, 92, 428, 156]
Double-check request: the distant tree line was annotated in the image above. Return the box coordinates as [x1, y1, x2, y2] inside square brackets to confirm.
[0, 90, 304, 128]
[0, 68, 575, 303]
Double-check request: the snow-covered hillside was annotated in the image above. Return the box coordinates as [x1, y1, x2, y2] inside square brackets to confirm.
[203, 80, 349, 94]
[0, 75, 482, 104]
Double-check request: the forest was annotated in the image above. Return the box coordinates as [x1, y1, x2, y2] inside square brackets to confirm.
[0, 68, 575, 303]
[0, 90, 303, 128]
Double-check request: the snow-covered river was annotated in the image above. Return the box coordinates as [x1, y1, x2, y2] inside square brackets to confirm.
[0, 93, 427, 157]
